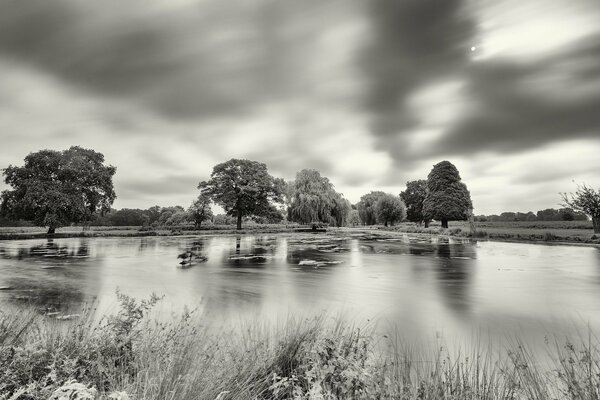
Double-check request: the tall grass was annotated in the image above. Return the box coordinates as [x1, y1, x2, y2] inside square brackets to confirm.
[2, 296, 600, 399]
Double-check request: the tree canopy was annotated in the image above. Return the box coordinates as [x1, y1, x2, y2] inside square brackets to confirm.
[375, 193, 406, 226]
[198, 159, 284, 230]
[422, 161, 472, 229]
[562, 184, 600, 233]
[286, 169, 349, 227]
[357, 191, 385, 225]
[0, 146, 116, 234]
[188, 193, 213, 228]
[400, 180, 427, 225]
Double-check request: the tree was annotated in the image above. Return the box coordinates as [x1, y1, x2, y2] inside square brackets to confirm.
[286, 169, 348, 228]
[1, 146, 116, 234]
[400, 180, 427, 225]
[562, 184, 600, 233]
[198, 159, 284, 230]
[357, 191, 385, 225]
[188, 194, 213, 228]
[347, 209, 361, 227]
[422, 161, 472, 229]
[375, 194, 406, 226]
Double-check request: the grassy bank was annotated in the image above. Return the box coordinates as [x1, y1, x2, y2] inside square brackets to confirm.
[381, 220, 600, 246]
[2, 295, 600, 399]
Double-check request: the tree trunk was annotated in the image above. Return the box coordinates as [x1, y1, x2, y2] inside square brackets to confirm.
[47, 226, 56, 235]
[424, 220, 430, 228]
[384, 221, 388, 227]
[593, 216, 600, 234]
[441, 219, 448, 229]
[236, 211, 242, 230]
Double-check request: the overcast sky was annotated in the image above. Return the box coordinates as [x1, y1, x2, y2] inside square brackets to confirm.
[1, 0, 599, 215]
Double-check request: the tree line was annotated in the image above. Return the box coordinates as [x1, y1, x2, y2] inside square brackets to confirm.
[1, 146, 599, 233]
[473, 209, 588, 222]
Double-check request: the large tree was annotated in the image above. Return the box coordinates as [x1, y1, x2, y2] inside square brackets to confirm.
[1, 146, 116, 234]
[422, 161, 472, 229]
[357, 191, 385, 225]
[286, 169, 348, 228]
[562, 184, 600, 233]
[198, 159, 284, 230]
[375, 193, 406, 226]
[400, 180, 427, 225]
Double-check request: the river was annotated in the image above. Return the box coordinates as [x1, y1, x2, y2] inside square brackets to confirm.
[1, 233, 599, 345]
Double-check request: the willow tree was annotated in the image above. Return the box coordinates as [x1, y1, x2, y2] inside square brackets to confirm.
[562, 184, 600, 233]
[287, 169, 347, 228]
[1, 146, 116, 234]
[357, 191, 385, 225]
[422, 161, 472, 229]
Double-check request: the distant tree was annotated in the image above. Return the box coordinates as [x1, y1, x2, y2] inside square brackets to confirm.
[357, 191, 385, 225]
[559, 208, 575, 221]
[189, 194, 213, 228]
[0, 146, 116, 234]
[145, 205, 162, 225]
[500, 212, 517, 221]
[287, 169, 348, 228]
[199, 159, 284, 230]
[422, 161, 472, 229]
[166, 210, 191, 226]
[400, 180, 427, 225]
[107, 208, 149, 226]
[347, 209, 361, 227]
[213, 214, 236, 225]
[562, 184, 600, 233]
[375, 194, 406, 226]
[536, 208, 560, 221]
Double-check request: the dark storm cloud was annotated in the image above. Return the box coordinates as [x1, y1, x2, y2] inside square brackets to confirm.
[0, 0, 345, 120]
[360, 0, 476, 147]
[433, 33, 600, 156]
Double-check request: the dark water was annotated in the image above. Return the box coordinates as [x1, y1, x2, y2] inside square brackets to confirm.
[1, 234, 600, 343]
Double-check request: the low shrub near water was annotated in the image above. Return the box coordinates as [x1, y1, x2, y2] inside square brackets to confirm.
[2, 295, 600, 399]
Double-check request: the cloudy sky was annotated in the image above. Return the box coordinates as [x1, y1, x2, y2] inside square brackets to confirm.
[1, 0, 599, 215]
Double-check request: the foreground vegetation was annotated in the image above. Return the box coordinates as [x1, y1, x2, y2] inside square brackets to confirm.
[2, 295, 600, 399]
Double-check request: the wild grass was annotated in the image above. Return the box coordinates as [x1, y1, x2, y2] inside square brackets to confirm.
[2, 295, 600, 399]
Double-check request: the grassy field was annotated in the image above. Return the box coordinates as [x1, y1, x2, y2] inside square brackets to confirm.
[387, 220, 600, 245]
[1, 294, 600, 399]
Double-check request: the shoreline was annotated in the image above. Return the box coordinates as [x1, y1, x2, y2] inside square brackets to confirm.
[1, 224, 599, 248]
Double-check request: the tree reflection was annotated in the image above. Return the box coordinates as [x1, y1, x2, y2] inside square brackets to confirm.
[434, 244, 475, 316]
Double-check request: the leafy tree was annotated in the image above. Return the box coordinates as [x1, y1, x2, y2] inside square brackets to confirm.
[145, 205, 162, 225]
[188, 194, 213, 228]
[107, 208, 149, 226]
[562, 184, 600, 233]
[422, 161, 472, 229]
[375, 193, 406, 226]
[347, 209, 361, 227]
[198, 159, 284, 230]
[536, 208, 560, 221]
[287, 169, 348, 228]
[0, 146, 116, 234]
[400, 180, 427, 225]
[357, 191, 385, 225]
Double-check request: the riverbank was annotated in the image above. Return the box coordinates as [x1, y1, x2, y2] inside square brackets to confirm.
[1, 221, 599, 247]
[1, 294, 598, 400]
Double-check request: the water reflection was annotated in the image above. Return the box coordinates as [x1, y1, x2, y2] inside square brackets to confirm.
[0, 235, 599, 346]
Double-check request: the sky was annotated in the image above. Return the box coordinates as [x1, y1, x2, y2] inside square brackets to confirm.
[0, 0, 599, 215]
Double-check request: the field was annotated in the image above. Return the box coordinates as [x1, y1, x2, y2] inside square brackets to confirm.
[2, 294, 600, 400]
[386, 220, 600, 245]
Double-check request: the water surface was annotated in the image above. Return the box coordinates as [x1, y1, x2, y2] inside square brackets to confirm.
[1, 233, 599, 344]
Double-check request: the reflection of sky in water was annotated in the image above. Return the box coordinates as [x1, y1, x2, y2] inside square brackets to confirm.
[1, 234, 600, 347]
